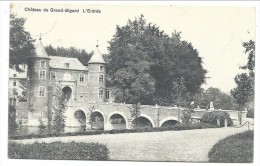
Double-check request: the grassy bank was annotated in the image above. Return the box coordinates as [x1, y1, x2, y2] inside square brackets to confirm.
[9, 123, 220, 140]
[9, 142, 109, 160]
[208, 130, 254, 163]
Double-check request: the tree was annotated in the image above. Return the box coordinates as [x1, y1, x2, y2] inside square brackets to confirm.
[128, 103, 141, 128]
[10, 13, 35, 72]
[231, 40, 255, 123]
[38, 118, 47, 135]
[45, 45, 93, 66]
[231, 40, 255, 107]
[107, 15, 206, 105]
[52, 85, 66, 134]
[193, 87, 238, 110]
[231, 73, 254, 107]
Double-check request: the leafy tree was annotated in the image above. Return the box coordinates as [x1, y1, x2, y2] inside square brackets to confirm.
[128, 103, 141, 128]
[231, 73, 254, 107]
[107, 15, 206, 105]
[45, 45, 93, 66]
[231, 40, 255, 107]
[240, 40, 255, 77]
[10, 13, 35, 72]
[52, 85, 66, 134]
[193, 87, 238, 110]
[38, 118, 47, 135]
[87, 106, 96, 130]
[231, 40, 255, 123]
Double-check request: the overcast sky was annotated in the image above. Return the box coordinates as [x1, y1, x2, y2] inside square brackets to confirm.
[11, 3, 256, 93]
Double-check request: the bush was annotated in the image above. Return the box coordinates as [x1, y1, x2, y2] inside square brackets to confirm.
[9, 142, 109, 160]
[8, 105, 18, 136]
[201, 111, 233, 127]
[246, 109, 254, 118]
[208, 130, 254, 163]
[9, 123, 220, 140]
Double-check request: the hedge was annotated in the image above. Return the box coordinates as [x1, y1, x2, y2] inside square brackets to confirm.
[201, 111, 233, 127]
[9, 142, 109, 160]
[208, 130, 254, 163]
[9, 123, 220, 140]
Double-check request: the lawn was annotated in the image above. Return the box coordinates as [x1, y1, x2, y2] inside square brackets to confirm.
[208, 130, 254, 163]
[8, 141, 109, 160]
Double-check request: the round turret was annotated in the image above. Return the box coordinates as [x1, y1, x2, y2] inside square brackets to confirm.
[27, 38, 50, 126]
[87, 44, 106, 102]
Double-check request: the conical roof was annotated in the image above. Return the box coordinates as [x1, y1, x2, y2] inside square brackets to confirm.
[32, 38, 49, 59]
[87, 45, 106, 64]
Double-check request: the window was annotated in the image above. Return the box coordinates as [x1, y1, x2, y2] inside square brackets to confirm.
[39, 70, 46, 79]
[99, 75, 104, 82]
[105, 90, 110, 99]
[79, 74, 85, 83]
[50, 72, 56, 80]
[13, 89, 18, 96]
[99, 89, 104, 99]
[64, 63, 70, 68]
[13, 81, 16, 86]
[39, 86, 46, 97]
[100, 65, 104, 71]
[13, 74, 17, 77]
[40, 61, 46, 68]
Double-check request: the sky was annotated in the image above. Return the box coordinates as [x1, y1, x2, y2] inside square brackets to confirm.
[11, 3, 256, 93]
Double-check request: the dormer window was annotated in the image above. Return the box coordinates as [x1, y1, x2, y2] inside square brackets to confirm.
[64, 63, 70, 68]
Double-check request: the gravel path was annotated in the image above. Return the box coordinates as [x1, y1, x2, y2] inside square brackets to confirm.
[12, 126, 249, 162]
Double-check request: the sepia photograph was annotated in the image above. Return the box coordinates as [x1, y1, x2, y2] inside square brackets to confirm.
[0, 1, 259, 165]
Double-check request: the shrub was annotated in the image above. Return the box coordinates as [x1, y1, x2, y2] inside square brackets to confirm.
[246, 108, 254, 118]
[201, 111, 233, 127]
[8, 142, 109, 160]
[208, 130, 254, 163]
[8, 105, 18, 136]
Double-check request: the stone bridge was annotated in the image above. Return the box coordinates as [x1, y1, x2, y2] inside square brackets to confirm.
[65, 102, 181, 130]
[15, 101, 248, 130]
[63, 101, 247, 130]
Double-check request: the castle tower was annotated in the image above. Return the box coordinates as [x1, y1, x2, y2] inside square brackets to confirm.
[87, 44, 106, 102]
[27, 38, 50, 126]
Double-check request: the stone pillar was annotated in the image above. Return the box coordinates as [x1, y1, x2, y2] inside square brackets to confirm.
[154, 104, 160, 128]
[104, 120, 112, 130]
[224, 119, 227, 128]
[177, 107, 181, 122]
[217, 118, 220, 126]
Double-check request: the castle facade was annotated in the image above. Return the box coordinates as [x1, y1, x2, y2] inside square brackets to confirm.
[15, 39, 114, 126]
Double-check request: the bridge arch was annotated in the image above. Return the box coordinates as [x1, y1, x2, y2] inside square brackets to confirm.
[91, 109, 105, 130]
[159, 117, 179, 127]
[107, 111, 129, 129]
[92, 109, 105, 119]
[132, 114, 155, 128]
[74, 109, 87, 126]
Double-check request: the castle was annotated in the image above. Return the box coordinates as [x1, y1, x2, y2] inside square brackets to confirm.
[10, 38, 115, 127]
[9, 39, 246, 130]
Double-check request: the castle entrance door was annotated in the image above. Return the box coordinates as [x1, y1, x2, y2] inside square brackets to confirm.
[62, 86, 72, 101]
